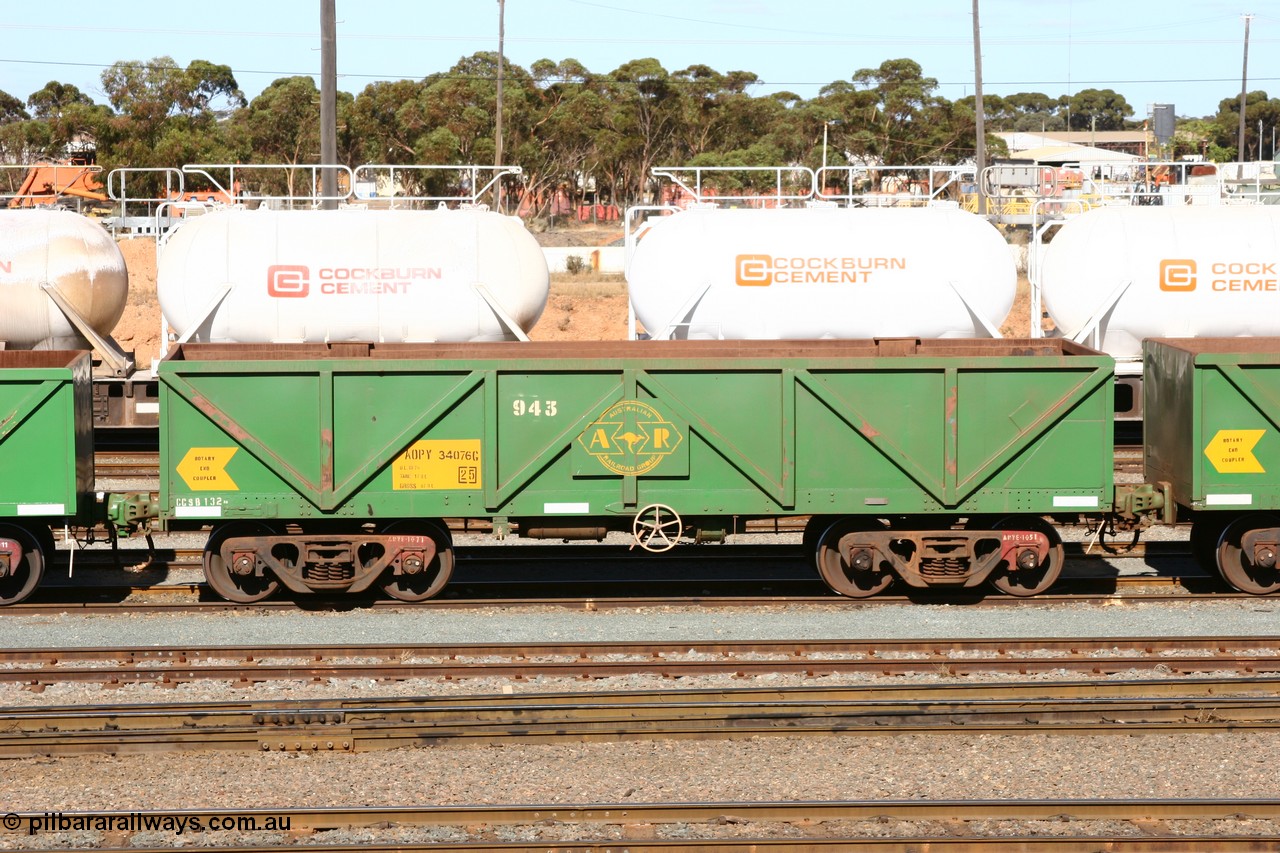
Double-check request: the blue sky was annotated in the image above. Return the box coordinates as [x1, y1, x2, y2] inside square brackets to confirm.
[2, 1, 1276, 120]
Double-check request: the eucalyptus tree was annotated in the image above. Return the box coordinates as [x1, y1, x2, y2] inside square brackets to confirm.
[347, 79, 429, 164]
[93, 57, 246, 190]
[602, 58, 683, 206]
[1212, 90, 1280, 159]
[521, 58, 610, 217]
[233, 76, 355, 197]
[1065, 88, 1133, 131]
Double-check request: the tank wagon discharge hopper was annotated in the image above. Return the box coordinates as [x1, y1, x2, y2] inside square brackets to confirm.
[0, 209, 153, 428]
[157, 207, 549, 344]
[626, 206, 1015, 340]
[1039, 205, 1280, 417]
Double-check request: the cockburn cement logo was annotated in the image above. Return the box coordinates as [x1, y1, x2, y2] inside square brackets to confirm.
[1159, 259, 1279, 292]
[266, 264, 443, 298]
[578, 400, 682, 476]
[735, 254, 906, 286]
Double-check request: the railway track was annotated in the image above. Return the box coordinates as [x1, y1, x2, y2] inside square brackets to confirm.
[6, 675, 1280, 756]
[20, 534, 1231, 614]
[15, 568, 1245, 615]
[6, 637, 1280, 689]
[1113, 442, 1144, 475]
[9, 800, 1280, 851]
[92, 450, 160, 480]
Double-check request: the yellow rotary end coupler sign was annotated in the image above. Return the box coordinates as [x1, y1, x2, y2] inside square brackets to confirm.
[577, 400, 683, 476]
[1205, 429, 1267, 474]
[176, 447, 239, 491]
[393, 439, 482, 490]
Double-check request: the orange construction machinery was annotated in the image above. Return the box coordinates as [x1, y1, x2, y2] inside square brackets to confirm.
[5, 161, 107, 209]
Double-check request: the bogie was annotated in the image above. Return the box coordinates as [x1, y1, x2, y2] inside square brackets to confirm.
[1215, 514, 1280, 595]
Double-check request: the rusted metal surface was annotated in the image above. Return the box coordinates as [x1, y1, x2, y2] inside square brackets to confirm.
[4, 799, 1280, 837]
[22, 837, 1280, 852]
[216, 532, 437, 595]
[14, 563, 1238, 617]
[9, 635, 1280, 663]
[6, 685, 1280, 757]
[13, 675, 1280, 717]
[92, 451, 159, 479]
[3, 637, 1280, 688]
[171, 338, 1095, 363]
[830, 528, 1049, 589]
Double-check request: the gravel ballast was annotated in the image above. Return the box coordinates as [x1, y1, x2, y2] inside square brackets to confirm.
[1, 597, 1277, 846]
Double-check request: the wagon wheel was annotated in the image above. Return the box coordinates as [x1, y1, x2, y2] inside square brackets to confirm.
[1216, 513, 1280, 595]
[0, 524, 46, 606]
[987, 516, 1064, 597]
[815, 518, 894, 598]
[1190, 515, 1231, 576]
[380, 521, 454, 602]
[632, 504, 683, 553]
[802, 515, 839, 570]
[203, 521, 279, 603]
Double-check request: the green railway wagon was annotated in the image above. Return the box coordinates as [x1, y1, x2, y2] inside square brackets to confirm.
[0, 350, 93, 604]
[158, 339, 1115, 602]
[1145, 337, 1280, 594]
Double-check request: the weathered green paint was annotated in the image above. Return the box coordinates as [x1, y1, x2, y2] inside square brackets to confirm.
[0, 351, 92, 521]
[159, 340, 1115, 525]
[1146, 338, 1280, 511]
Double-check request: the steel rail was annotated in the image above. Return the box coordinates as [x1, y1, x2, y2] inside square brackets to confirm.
[6, 635, 1278, 662]
[9, 674, 1280, 716]
[4, 638, 1280, 687]
[6, 589, 1245, 616]
[7, 798, 1280, 829]
[5, 694, 1280, 756]
[30, 568, 1222, 617]
[47, 574, 1218, 600]
[24, 839, 1280, 852]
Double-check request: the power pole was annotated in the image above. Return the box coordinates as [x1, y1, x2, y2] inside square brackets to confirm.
[972, 0, 986, 215]
[320, 0, 338, 210]
[1239, 12, 1253, 161]
[493, 0, 505, 211]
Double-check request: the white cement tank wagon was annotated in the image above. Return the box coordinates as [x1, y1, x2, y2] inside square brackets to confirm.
[1041, 205, 1280, 359]
[158, 208, 548, 343]
[626, 206, 1015, 339]
[0, 209, 128, 350]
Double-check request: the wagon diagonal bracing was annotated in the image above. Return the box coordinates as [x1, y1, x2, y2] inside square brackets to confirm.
[156, 338, 1117, 602]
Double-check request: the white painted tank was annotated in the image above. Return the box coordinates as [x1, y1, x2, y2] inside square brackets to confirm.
[158, 208, 548, 343]
[0, 209, 128, 349]
[626, 206, 1014, 339]
[1041, 205, 1280, 359]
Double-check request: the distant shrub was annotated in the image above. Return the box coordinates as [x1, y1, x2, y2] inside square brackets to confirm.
[564, 254, 587, 275]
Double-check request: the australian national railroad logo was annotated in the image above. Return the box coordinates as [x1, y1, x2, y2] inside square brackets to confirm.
[578, 400, 683, 475]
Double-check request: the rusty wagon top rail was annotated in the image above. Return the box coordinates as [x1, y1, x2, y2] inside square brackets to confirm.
[165, 339, 1106, 363]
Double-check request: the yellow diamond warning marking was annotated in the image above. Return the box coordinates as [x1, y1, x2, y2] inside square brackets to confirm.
[176, 447, 239, 491]
[393, 439, 482, 490]
[1205, 429, 1266, 474]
